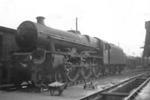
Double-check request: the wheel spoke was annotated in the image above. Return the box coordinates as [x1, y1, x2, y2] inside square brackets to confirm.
[81, 67, 92, 80]
[65, 66, 80, 82]
[92, 65, 102, 78]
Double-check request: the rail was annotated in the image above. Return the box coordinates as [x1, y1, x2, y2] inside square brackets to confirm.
[124, 76, 150, 100]
[80, 73, 147, 100]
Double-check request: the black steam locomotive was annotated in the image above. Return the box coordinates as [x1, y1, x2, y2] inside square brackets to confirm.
[0, 17, 127, 86]
[13, 17, 126, 85]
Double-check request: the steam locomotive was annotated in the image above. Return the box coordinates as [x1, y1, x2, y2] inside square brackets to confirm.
[0, 17, 127, 86]
[12, 16, 126, 85]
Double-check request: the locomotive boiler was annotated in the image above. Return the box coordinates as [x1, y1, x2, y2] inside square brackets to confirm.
[14, 16, 126, 86]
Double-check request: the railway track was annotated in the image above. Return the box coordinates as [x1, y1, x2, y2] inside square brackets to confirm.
[125, 74, 150, 100]
[0, 67, 149, 92]
[1, 69, 150, 100]
[80, 72, 150, 100]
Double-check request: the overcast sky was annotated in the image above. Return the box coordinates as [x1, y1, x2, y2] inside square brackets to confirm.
[0, 0, 150, 57]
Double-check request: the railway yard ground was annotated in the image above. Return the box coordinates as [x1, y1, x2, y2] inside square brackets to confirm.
[0, 66, 150, 100]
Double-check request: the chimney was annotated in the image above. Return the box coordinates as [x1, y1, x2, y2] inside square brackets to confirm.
[36, 16, 45, 25]
[145, 21, 150, 32]
[143, 21, 150, 57]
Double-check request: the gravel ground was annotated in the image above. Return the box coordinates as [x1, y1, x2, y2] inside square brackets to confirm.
[0, 68, 149, 100]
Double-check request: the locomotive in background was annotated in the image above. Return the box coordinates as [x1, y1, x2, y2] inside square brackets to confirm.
[0, 16, 144, 87]
[0, 26, 30, 85]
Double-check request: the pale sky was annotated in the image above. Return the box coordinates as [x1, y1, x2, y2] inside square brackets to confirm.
[1, 0, 150, 57]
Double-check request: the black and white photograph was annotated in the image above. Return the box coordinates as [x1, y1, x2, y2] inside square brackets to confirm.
[0, 0, 150, 100]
